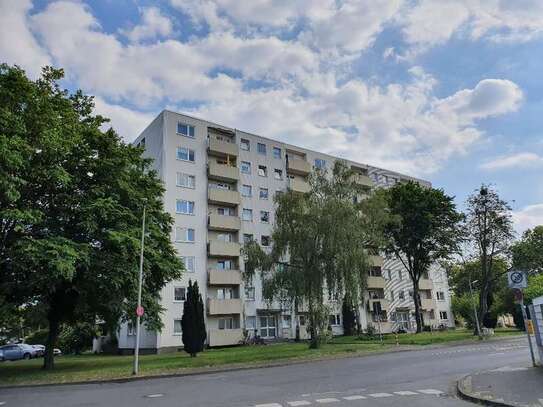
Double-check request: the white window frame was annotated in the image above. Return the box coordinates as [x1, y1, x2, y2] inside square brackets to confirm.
[257, 142, 267, 155]
[258, 165, 267, 177]
[314, 158, 326, 169]
[246, 316, 256, 330]
[260, 211, 270, 223]
[176, 172, 195, 189]
[436, 291, 445, 301]
[439, 311, 448, 320]
[282, 315, 292, 328]
[176, 199, 195, 215]
[241, 184, 252, 197]
[176, 147, 195, 162]
[127, 322, 136, 336]
[174, 286, 186, 302]
[259, 188, 269, 200]
[180, 256, 195, 273]
[177, 122, 195, 138]
[240, 138, 250, 151]
[273, 147, 281, 159]
[245, 286, 255, 300]
[175, 227, 195, 243]
[242, 208, 253, 222]
[173, 319, 183, 335]
[274, 169, 283, 180]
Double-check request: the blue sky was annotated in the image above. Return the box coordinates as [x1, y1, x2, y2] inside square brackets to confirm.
[1, 0, 542, 234]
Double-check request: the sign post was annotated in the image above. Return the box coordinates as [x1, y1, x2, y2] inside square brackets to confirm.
[133, 204, 146, 375]
[508, 271, 536, 367]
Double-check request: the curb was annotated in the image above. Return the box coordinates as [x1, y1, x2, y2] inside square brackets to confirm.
[457, 374, 517, 407]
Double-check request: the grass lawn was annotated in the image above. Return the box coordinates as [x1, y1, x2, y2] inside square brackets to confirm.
[0, 327, 522, 386]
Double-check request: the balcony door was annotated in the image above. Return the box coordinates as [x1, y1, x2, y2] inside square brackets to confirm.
[259, 315, 277, 339]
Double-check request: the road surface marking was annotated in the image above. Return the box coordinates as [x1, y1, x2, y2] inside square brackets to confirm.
[394, 391, 419, 396]
[255, 404, 282, 407]
[315, 398, 340, 403]
[288, 401, 311, 406]
[418, 389, 444, 395]
[368, 393, 393, 398]
[0, 402, 5, 405]
[145, 394, 163, 398]
[342, 395, 366, 400]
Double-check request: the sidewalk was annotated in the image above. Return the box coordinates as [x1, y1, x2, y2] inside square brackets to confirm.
[458, 365, 543, 406]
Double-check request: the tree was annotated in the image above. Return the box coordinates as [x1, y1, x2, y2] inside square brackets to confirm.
[512, 226, 543, 275]
[341, 295, 357, 336]
[382, 181, 463, 333]
[244, 161, 384, 348]
[181, 280, 206, 357]
[465, 185, 513, 335]
[0, 65, 183, 369]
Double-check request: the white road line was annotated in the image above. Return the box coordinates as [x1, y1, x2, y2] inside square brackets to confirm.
[394, 391, 419, 396]
[0, 402, 5, 406]
[342, 395, 367, 400]
[368, 393, 393, 398]
[418, 389, 444, 395]
[315, 398, 340, 403]
[288, 401, 311, 406]
[255, 404, 283, 407]
[145, 394, 164, 398]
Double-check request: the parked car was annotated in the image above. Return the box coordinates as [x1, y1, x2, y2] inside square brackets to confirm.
[31, 344, 45, 357]
[0, 344, 39, 361]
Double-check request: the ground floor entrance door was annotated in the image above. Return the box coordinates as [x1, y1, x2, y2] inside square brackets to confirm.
[396, 311, 411, 331]
[259, 315, 277, 339]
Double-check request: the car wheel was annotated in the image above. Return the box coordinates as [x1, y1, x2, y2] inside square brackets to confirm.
[23, 353, 31, 360]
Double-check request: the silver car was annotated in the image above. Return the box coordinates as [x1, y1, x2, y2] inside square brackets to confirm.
[0, 344, 39, 361]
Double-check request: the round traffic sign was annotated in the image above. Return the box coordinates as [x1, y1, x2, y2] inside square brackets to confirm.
[510, 271, 524, 284]
[136, 306, 144, 317]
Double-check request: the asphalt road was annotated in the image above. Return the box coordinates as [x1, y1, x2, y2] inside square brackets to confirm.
[0, 336, 531, 407]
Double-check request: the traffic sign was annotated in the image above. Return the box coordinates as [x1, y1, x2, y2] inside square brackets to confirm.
[136, 306, 144, 317]
[507, 270, 527, 289]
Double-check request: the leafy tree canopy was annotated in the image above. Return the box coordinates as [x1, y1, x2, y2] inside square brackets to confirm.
[512, 225, 543, 275]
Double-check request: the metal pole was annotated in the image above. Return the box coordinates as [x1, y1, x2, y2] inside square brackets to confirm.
[469, 279, 482, 339]
[133, 204, 146, 375]
[520, 301, 537, 367]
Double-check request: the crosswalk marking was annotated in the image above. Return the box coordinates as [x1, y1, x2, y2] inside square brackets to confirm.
[315, 398, 340, 403]
[368, 393, 393, 398]
[342, 395, 366, 400]
[418, 389, 444, 395]
[394, 391, 419, 396]
[255, 404, 283, 407]
[288, 401, 312, 406]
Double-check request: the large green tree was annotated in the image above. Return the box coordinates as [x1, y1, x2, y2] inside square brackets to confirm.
[244, 161, 384, 348]
[465, 185, 513, 335]
[0, 65, 183, 369]
[181, 280, 206, 357]
[512, 226, 543, 275]
[382, 181, 463, 333]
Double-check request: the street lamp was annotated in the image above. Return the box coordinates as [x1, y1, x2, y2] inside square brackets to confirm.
[469, 278, 482, 339]
[133, 203, 146, 375]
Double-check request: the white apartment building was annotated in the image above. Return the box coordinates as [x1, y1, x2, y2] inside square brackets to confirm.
[118, 110, 454, 353]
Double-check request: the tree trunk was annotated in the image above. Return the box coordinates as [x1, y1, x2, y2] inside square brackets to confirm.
[413, 282, 423, 333]
[43, 317, 60, 370]
[476, 283, 489, 335]
[308, 300, 319, 349]
[294, 299, 300, 342]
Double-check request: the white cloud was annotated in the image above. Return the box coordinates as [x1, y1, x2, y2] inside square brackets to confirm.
[480, 152, 543, 171]
[513, 204, 543, 235]
[119, 7, 173, 43]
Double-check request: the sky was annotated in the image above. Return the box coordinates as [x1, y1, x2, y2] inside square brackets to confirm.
[1, 0, 542, 235]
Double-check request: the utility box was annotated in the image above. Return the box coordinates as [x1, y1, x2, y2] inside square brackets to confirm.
[531, 295, 543, 365]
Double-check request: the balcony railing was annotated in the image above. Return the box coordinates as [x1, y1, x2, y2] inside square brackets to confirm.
[208, 137, 238, 157]
[207, 240, 241, 257]
[289, 178, 310, 193]
[208, 162, 239, 182]
[287, 158, 311, 176]
[208, 188, 240, 206]
[208, 269, 242, 285]
[367, 276, 386, 289]
[208, 214, 241, 231]
[207, 298, 242, 315]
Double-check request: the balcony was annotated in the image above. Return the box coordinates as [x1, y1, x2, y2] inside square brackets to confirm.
[208, 137, 238, 158]
[420, 298, 436, 311]
[207, 298, 242, 315]
[208, 188, 240, 206]
[369, 298, 390, 311]
[208, 328, 243, 347]
[351, 173, 373, 188]
[289, 178, 310, 193]
[370, 255, 384, 267]
[287, 158, 311, 176]
[367, 276, 386, 289]
[419, 278, 433, 290]
[208, 214, 241, 231]
[208, 162, 239, 182]
[208, 269, 242, 286]
[208, 240, 241, 257]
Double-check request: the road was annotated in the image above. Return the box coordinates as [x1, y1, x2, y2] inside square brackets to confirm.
[0, 336, 530, 407]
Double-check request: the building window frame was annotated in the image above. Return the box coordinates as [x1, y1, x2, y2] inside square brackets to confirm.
[174, 286, 186, 302]
[176, 147, 195, 162]
[177, 122, 195, 138]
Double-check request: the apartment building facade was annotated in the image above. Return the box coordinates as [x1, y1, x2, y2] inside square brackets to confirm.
[118, 110, 454, 353]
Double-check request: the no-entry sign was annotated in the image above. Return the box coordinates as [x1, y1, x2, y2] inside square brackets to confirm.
[136, 306, 144, 317]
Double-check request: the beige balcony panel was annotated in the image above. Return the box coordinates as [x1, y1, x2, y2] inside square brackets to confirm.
[208, 240, 241, 257]
[419, 279, 433, 290]
[287, 158, 311, 176]
[208, 269, 242, 286]
[208, 162, 239, 182]
[369, 298, 390, 311]
[207, 298, 242, 315]
[367, 276, 386, 289]
[289, 178, 310, 193]
[208, 329, 243, 347]
[208, 137, 238, 157]
[208, 188, 240, 206]
[370, 255, 384, 267]
[352, 174, 373, 187]
[208, 214, 241, 231]
[421, 298, 436, 311]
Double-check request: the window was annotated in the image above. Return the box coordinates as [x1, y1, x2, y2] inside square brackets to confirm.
[245, 286, 255, 300]
[175, 227, 195, 242]
[127, 322, 136, 336]
[137, 138, 145, 147]
[399, 290, 405, 300]
[177, 122, 195, 138]
[209, 182, 231, 190]
[369, 266, 382, 277]
[282, 315, 292, 328]
[217, 287, 236, 300]
[436, 291, 446, 301]
[176, 147, 195, 162]
[217, 260, 232, 270]
[274, 169, 283, 180]
[261, 235, 270, 246]
[241, 184, 252, 197]
[173, 319, 183, 335]
[176, 199, 195, 215]
[260, 211, 270, 223]
[243, 233, 253, 244]
[390, 290, 395, 301]
[174, 287, 186, 302]
[299, 315, 306, 326]
[240, 138, 250, 151]
[257, 143, 266, 155]
[217, 207, 234, 216]
[241, 161, 251, 174]
[258, 165, 267, 177]
[398, 270, 403, 280]
[217, 233, 232, 242]
[176, 172, 195, 188]
[246, 316, 256, 330]
[387, 269, 392, 280]
[180, 256, 195, 273]
[329, 314, 341, 326]
[273, 147, 281, 159]
[314, 158, 326, 169]
[219, 317, 234, 330]
[242, 208, 253, 221]
[259, 188, 269, 200]
[439, 311, 448, 320]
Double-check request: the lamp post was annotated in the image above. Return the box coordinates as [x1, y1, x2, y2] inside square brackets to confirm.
[133, 203, 146, 375]
[469, 278, 482, 339]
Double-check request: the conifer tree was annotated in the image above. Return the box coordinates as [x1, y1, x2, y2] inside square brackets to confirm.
[181, 280, 206, 357]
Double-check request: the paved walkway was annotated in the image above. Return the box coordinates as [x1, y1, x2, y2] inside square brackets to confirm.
[458, 365, 543, 406]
